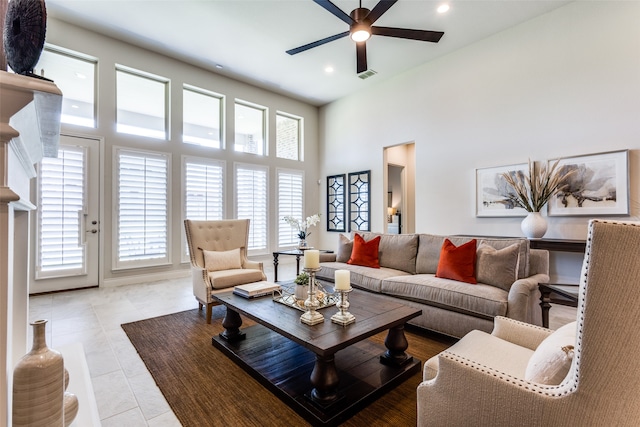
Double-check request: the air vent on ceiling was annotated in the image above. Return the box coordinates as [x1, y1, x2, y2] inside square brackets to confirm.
[357, 69, 377, 80]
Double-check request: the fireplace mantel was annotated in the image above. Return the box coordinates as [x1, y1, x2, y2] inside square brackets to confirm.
[0, 70, 62, 425]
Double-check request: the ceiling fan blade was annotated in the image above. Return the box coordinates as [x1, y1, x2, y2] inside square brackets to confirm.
[286, 31, 349, 55]
[356, 42, 367, 74]
[313, 0, 354, 25]
[371, 26, 444, 43]
[366, 0, 398, 24]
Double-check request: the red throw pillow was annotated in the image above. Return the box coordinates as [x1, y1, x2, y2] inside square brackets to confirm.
[347, 234, 381, 268]
[435, 239, 477, 284]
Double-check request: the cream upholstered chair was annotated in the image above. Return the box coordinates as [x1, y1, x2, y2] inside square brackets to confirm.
[184, 219, 266, 323]
[417, 219, 640, 426]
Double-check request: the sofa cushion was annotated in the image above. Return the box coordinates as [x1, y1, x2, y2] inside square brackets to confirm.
[525, 321, 576, 385]
[207, 269, 265, 289]
[336, 233, 353, 263]
[416, 235, 530, 279]
[478, 238, 530, 279]
[348, 234, 381, 268]
[381, 274, 508, 319]
[318, 262, 410, 293]
[358, 232, 419, 274]
[202, 248, 242, 272]
[424, 330, 534, 381]
[436, 239, 477, 284]
[475, 243, 520, 290]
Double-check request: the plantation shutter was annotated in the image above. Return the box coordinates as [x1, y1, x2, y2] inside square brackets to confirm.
[37, 146, 86, 277]
[235, 164, 268, 253]
[277, 169, 304, 247]
[116, 149, 169, 267]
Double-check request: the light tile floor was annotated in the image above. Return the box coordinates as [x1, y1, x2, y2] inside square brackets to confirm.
[28, 256, 576, 426]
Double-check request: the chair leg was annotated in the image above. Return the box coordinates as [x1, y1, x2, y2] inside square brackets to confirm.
[206, 303, 213, 324]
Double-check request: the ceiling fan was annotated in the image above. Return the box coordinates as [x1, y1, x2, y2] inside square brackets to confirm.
[286, 0, 445, 74]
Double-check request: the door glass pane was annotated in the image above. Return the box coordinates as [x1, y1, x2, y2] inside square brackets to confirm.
[37, 146, 86, 278]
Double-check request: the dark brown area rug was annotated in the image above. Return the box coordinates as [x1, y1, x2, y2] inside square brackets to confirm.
[122, 306, 455, 427]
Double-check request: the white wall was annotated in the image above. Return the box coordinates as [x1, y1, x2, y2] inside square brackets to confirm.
[41, 19, 320, 284]
[318, 2, 640, 282]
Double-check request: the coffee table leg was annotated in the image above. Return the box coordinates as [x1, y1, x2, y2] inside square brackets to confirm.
[218, 307, 246, 342]
[380, 324, 413, 367]
[310, 354, 339, 404]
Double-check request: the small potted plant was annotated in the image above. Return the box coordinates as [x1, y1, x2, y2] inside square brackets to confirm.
[294, 272, 309, 300]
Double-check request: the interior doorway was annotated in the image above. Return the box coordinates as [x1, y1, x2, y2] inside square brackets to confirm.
[383, 143, 415, 234]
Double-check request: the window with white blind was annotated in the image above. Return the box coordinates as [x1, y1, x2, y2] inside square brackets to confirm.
[182, 157, 225, 261]
[116, 66, 169, 139]
[235, 163, 268, 254]
[114, 148, 170, 269]
[277, 169, 304, 247]
[183, 85, 224, 148]
[235, 101, 266, 155]
[36, 146, 86, 278]
[276, 112, 302, 161]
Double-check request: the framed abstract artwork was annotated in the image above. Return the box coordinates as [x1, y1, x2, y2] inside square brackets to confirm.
[548, 150, 629, 216]
[348, 170, 370, 232]
[476, 163, 529, 217]
[326, 174, 346, 232]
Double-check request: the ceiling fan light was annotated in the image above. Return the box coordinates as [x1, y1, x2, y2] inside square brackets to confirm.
[351, 28, 370, 42]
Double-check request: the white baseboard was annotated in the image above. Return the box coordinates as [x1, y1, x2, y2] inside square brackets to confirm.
[102, 269, 190, 288]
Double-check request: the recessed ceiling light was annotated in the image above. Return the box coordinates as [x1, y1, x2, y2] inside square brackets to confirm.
[215, 64, 223, 69]
[71, 105, 79, 109]
[75, 72, 86, 79]
[325, 66, 334, 74]
[437, 4, 450, 14]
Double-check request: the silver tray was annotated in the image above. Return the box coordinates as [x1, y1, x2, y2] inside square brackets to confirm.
[273, 284, 338, 312]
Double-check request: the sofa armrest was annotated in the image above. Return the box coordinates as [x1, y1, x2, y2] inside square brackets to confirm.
[491, 316, 553, 350]
[243, 259, 264, 271]
[505, 273, 549, 323]
[320, 252, 337, 263]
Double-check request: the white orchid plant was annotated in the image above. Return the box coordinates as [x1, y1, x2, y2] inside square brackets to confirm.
[283, 214, 321, 240]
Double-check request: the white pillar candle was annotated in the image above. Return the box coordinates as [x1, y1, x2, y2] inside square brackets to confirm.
[335, 269, 351, 290]
[304, 249, 320, 269]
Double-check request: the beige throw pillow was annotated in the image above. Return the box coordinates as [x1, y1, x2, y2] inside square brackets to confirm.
[202, 248, 242, 271]
[475, 243, 520, 291]
[336, 234, 353, 263]
[525, 321, 576, 385]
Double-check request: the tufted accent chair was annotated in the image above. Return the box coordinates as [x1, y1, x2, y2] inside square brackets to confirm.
[417, 219, 640, 426]
[184, 219, 266, 323]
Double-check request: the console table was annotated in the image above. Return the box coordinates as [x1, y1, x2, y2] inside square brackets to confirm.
[528, 238, 586, 253]
[272, 249, 333, 281]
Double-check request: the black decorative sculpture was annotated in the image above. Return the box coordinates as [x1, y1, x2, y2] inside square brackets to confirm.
[3, 0, 47, 76]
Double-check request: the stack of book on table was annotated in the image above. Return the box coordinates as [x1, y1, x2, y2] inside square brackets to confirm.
[233, 281, 281, 299]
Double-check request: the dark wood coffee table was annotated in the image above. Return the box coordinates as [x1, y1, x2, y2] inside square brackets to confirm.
[211, 287, 421, 426]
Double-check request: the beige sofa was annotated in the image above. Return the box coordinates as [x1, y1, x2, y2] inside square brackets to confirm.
[318, 232, 549, 338]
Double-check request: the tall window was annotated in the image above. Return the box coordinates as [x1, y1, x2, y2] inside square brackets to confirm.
[235, 101, 266, 155]
[277, 169, 304, 247]
[37, 146, 86, 277]
[35, 46, 97, 128]
[235, 164, 268, 253]
[276, 113, 302, 161]
[183, 157, 225, 260]
[183, 85, 224, 148]
[116, 66, 169, 139]
[114, 148, 170, 268]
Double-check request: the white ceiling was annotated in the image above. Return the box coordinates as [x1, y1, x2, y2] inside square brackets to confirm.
[46, 0, 572, 106]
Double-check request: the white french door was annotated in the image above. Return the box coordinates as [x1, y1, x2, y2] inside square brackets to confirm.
[31, 134, 101, 293]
